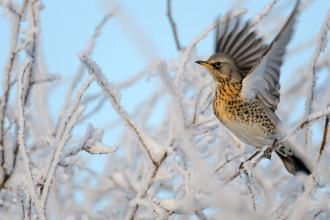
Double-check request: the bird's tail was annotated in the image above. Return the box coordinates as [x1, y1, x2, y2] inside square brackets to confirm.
[275, 143, 311, 175]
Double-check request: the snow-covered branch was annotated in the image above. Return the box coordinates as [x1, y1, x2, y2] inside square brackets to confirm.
[78, 53, 166, 165]
[304, 9, 330, 148]
[16, 57, 44, 219]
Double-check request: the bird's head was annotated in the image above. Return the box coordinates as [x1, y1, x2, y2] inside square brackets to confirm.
[196, 53, 243, 84]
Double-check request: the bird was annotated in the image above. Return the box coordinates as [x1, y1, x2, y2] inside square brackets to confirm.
[196, 0, 311, 175]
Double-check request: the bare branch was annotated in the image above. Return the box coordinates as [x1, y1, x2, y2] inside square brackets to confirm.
[167, 0, 181, 50]
[317, 99, 330, 162]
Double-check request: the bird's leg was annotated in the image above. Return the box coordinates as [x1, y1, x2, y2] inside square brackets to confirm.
[264, 139, 278, 160]
[239, 151, 261, 170]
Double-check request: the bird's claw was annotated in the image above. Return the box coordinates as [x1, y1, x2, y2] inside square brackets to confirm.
[264, 147, 272, 160]
[239, 162, 248, 177]
[239, 162, 244, 170]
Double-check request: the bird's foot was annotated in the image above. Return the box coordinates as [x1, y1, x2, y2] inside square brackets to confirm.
[264, 147, 272, 160]
[239, 163, 248, 177]
[239, 162, 244, 170]
[239, 162, 250, 175]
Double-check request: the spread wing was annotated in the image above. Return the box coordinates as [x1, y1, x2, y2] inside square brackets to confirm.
[215, 14, 267, 77]
[241, 0, 300, 111]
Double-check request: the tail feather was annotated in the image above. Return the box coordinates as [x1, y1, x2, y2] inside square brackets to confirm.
[275, 145, 311, 175]
[292, 154, 311, 175]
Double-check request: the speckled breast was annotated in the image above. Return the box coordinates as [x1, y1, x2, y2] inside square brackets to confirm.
[212, 81, 279, 147]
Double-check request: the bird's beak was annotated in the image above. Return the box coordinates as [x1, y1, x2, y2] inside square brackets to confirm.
[195, 61, 211, 67]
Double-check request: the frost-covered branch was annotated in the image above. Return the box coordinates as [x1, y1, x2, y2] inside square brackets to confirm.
[78, 53, 169, 218]
[40, 75, 94, 208]
[16, 57, 44, 219]
[78, 53, 165, 165]
[79, 123, 118, 155]
[22, 0, 41, 105]
[251, 0, 279, 25]
[304, 9, 330, 148]
[244, 175, 257, 211]
[30, 74, 61, 85]
[57, 8, 119, 133]
[0, 0, 28, 186]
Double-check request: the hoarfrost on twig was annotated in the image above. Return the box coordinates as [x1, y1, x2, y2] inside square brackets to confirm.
[304, 9, 330, 148]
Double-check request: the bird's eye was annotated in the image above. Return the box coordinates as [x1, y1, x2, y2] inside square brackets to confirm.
[214, 62, 221, 67]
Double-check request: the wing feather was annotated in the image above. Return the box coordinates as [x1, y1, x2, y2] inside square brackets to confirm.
[223, 19, 241, 52]
[230, 23, 254, 56]
[241, 0, 300, 111]
[215, 16, 267, 77]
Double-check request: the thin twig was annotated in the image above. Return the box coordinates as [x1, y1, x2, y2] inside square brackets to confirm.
[214, 154, 241, 174]
[23, 0, 40, 106]
[167, 0, 181, 50]
[245, 175, 257, 211]
[78, 96, 107, 123]
[0, 125, 19, 190]
[40, 76, 93, 207]
[317, 99, 330, 162]
[30, 74, 61, 85]
[126, 155, 167, 219]
[251, 0, 279, 25]
[192, 81, 213, 124]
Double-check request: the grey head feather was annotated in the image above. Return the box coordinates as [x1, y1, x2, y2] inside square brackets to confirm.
[206, 53, 243, 83]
